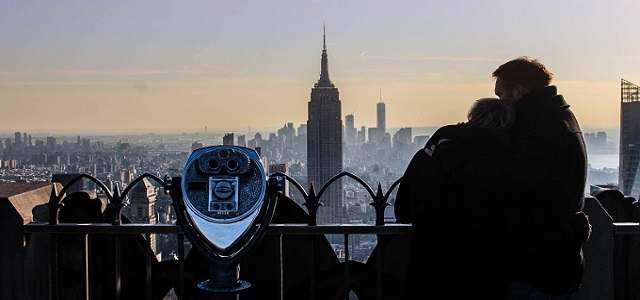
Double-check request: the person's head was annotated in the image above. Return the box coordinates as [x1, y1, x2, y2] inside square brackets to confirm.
[493, 56, 553, 100]
[466, 97, 515, 130]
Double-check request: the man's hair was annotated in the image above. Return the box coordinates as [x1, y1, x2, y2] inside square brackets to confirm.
[492, 56, 553, 91]
[467, 97, 515, 130]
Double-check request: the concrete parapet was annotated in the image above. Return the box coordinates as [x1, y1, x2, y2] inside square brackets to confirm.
[0, 183, 61, 300]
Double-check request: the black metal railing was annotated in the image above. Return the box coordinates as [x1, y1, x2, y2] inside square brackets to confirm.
[26, 172, 639, 300]
[24, 172, 412, 300]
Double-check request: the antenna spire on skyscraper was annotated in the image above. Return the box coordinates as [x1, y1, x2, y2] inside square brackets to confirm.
[316, 24, 334, 87]
[323, 23, 326, 51]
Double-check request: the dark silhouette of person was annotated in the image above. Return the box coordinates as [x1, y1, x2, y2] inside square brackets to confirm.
[433, 56, 591, 299]
[395, 97, 517, 299]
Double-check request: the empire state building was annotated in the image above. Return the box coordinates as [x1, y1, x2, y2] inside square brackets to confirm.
[307, 28, 345, 224]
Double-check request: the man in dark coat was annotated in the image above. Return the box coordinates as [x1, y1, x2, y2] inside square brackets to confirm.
[439, 56, 591, 299]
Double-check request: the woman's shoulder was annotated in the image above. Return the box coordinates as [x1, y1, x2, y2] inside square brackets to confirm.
[429, 124, 479, 141]
[429, 124, 462, 141]
[428, 124, 510, 150]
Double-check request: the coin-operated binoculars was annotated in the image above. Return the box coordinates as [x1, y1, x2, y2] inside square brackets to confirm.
[166, 145, 282, 298]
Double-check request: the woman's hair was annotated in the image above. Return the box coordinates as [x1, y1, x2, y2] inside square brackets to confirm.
[466, 97, 515, 130]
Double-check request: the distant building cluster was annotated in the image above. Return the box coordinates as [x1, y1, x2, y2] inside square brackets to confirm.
[583, 131, 610, 153]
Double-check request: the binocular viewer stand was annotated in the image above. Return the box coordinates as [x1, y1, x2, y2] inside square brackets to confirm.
[165, 146, 283, 299]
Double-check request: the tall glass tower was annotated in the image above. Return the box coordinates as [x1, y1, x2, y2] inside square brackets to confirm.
[306, 27, 344, 224]
[345, 114, 357, 145]
[377, 101, 386, 135]
[620, 79, 640, 197]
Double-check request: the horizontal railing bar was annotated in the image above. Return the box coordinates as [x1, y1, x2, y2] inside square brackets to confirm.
[24, 223, 183, 234]
[24, 223, 413, 235]
[267, 223, 412, 235]
[613, 222, 640, 234]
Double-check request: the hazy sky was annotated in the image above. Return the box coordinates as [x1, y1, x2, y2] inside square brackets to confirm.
[1, 0, 639, 135]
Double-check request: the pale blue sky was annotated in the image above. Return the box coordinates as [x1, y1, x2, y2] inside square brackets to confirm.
[1, 0, 638, 134]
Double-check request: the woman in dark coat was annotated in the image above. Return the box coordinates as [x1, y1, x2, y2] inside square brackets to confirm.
[394, 97, 516, 299]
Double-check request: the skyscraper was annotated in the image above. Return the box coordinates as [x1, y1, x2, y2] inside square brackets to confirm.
[237, 135, 246, 147]
[369, 100, 387, 144]
[14, 132, 21, 147]
[345, 114, 357, 145]
[377, 100, 386, 135]
[620, 78, 640, 196]
[307, 27, 344, 224]
[223, 133, 234, 145]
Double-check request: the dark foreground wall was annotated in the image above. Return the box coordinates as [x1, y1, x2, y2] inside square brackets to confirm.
[0, 183, 60, 300]
[580, 189, 640, 300]
[577, 194, 615, 300]
[1, 183, 637, 300]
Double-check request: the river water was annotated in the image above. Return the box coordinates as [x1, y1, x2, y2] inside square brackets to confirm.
[588, 152, 619, 170]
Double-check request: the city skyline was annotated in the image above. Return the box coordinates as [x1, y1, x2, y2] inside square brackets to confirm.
[1, 1, 639, 135]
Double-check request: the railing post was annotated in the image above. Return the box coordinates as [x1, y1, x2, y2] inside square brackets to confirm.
[146, 233, 153, 300]
[114, 235, 121, 300]
[376, 234, 383, 300]
[51, 233, 59, 300]
[614, 225, 630, 300]
[178, 234, 185, 300]
[279, 235, 284, 300]
[310, 235, 316, 300]
[84, 234, 90, 300]
[343, 233, 350, 299]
